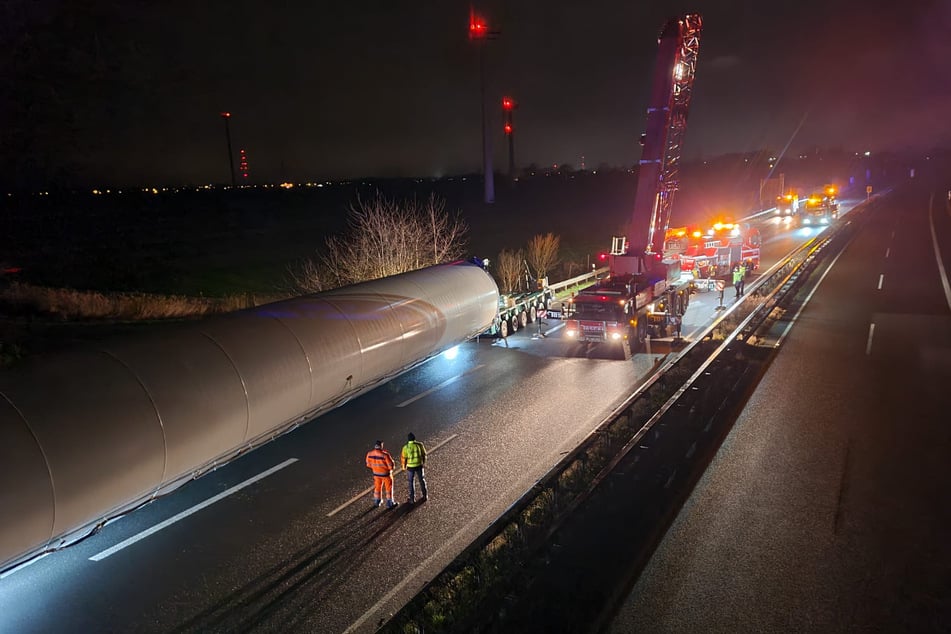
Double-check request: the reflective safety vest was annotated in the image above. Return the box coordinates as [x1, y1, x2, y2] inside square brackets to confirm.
[366, 448, 395, 476]
[401, 440, 426, 468]
[732, 268, 743, 284]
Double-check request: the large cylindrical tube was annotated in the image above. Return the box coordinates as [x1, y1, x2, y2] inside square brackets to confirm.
[0, 261, 498, 572]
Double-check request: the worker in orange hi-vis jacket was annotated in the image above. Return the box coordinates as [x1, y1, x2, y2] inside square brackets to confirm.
[366, 440, 399, 509]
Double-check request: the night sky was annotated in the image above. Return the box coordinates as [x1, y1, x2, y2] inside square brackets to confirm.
[2, 1, 948, 188]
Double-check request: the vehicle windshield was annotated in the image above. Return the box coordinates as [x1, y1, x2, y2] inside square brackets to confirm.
[571, 300, 627, 321]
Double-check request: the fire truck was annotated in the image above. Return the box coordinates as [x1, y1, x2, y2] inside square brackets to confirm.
[565, 13, 702, 355]
[775, 192, 799, 216]
[800, 191, 838, 227]
[678, 221, 761, 277]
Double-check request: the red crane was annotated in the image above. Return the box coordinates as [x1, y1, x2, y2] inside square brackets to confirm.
[616, 14, 703, 273]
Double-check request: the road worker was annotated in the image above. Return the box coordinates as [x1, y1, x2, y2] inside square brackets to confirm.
[738, 261, 747, 296]
[732, 264, 743, 299]
[401, 433, 428, 504]
[366, 440, 398, 509]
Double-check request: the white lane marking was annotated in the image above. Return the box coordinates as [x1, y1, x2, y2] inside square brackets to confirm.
[928, 192, 951, 312]
[878, 274, 884, 290]
[545, 321, 566, 334]
[343, 491, 513, 634]
[396, 365, 485, 408]
[326, 434, 458, 517]
[866, 323, 876, 356]
[0, 552, 50, 579]
[885, 247, 890, 259]
[90, 458, 298, 561]
[775, 247, 849, 347]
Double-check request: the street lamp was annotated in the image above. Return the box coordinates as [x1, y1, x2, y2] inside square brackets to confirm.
[469, 10, 498, 204]
[220, 112, 236, 188]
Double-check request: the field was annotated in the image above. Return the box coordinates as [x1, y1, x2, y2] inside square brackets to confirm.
[1, 154, 865, 364]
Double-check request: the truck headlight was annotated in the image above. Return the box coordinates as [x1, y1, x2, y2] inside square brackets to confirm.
[611, 332, 622, 340]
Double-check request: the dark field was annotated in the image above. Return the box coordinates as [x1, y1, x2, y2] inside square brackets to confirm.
[2, 174, 639, 297]
[0, 153, 874, 297]
[0, 152, 891, 363]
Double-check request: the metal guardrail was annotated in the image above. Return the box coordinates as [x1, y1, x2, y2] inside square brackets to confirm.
[547, 267, 609, 296]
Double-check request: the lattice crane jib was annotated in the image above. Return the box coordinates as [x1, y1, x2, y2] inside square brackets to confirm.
[629, 13, 703, 258]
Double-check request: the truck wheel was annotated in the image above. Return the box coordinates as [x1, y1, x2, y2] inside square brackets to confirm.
[510, 316, 519, 333]
[519, 310, 528, 328]
[527, 304, 536, 323]
[499, 319, 509, 338]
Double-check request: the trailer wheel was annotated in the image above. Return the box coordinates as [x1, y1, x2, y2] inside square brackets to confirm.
[510, 316, 519, 333]
[527, 304, 536, 323]
[499, 319, 509, 338]
[519, 310, 529, 329]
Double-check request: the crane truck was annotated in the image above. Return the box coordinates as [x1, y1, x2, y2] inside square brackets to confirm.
[565, 13, 702, 355]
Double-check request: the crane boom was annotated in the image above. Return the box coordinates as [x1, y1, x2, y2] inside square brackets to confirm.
[629, 13, 702, 258]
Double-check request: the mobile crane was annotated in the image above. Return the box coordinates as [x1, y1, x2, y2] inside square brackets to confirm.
[566, 13, 702, 355]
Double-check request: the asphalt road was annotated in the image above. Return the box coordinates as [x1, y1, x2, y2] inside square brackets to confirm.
[610, 182, 951, 632]
[0, 199, 859, 633]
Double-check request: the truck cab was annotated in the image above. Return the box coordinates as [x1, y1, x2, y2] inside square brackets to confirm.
[775, 193, 799, 216]
[800, 192, 837, 226]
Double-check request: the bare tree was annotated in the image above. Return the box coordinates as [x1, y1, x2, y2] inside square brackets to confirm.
[563, 259, 581, 279]
[290, 192, 469, 292]
[526, 233, 561, 280]
[495, 249, 524, 295]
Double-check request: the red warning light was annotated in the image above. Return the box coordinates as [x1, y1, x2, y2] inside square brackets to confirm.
[469, 11, 489, 40]
[503, 123, 513, 135]
[598, 253, 608, 261]
[502, 97, 514, 110]
[220, 112, 231, 118]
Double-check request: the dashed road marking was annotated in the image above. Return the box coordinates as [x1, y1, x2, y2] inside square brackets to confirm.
[866, 323, 875, 356]
[396, 365, 485, 408]
[90, 458, 298, 562]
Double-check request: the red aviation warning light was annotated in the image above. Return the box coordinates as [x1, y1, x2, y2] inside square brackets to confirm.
[238, 149, 249, 180]
[502, 97, 514, 111]
[469, 10, 488, 40]
[503, 122, 513, 135]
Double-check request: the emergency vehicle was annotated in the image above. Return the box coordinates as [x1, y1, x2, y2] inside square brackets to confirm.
[565, 14, 702, 355]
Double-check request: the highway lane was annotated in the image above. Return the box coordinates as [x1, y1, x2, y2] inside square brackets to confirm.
[0, 200, 847, 633]
[1, 339, 649, 633]
[609, 182, 951, 631]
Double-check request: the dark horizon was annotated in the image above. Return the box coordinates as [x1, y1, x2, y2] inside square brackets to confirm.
[1, 145, 930, 195]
